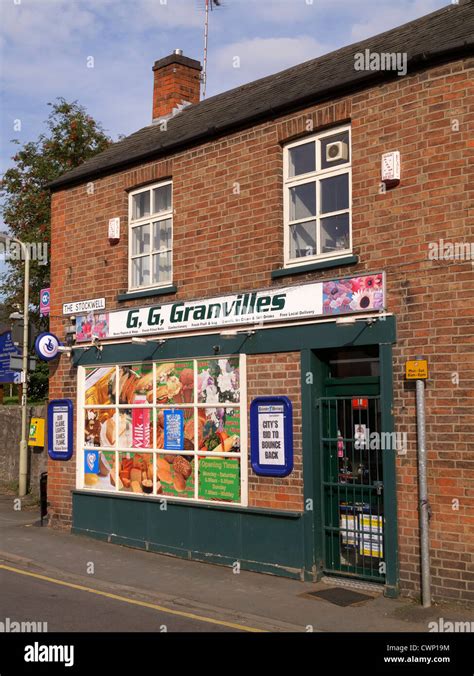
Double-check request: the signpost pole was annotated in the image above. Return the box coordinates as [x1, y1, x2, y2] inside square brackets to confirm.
[0, 233, 30, 497]
[416, 375, 431, 607]
[410, 355, 431, 609]
[19, 242, 30, 497]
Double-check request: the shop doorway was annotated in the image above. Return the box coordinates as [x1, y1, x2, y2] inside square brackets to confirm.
[317, 347, 386, 583]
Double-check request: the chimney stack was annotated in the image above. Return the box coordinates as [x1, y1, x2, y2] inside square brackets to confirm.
[152, 50, 202, 120]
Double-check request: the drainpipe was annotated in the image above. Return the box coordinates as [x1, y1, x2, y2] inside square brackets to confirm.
[415, 355, 431, 607]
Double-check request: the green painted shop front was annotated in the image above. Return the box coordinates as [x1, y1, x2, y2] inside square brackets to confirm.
[71, 317, 399, 596]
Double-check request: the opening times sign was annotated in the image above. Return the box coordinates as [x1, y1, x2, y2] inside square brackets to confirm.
[250, 396, 293, 477]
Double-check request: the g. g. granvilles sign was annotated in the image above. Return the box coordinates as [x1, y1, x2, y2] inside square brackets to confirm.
[74, 273, 385, 343]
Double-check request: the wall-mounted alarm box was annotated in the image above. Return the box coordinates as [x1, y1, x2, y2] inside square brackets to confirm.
[108, 217, 120, 245]
[381, 151, 401, 185]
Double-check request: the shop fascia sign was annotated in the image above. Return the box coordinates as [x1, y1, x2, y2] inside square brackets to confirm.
[74, 272, 385, 343]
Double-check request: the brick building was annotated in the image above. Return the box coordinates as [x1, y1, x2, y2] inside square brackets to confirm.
[47, 2, 473, 602]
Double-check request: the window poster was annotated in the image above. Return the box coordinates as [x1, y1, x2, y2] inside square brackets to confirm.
[164, 409, 184, 450]
[199, 458, 240, 502]
[197, 358, 240, 404]
[156, 453, 194, 499]
[359, 514, 384, 558]
[83, 449, 115, 491]
[80, 357, 245, 505]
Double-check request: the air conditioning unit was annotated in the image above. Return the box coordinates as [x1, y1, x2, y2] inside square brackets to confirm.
[326, 141, 348, 162]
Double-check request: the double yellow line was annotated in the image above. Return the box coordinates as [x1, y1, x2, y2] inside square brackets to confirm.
[0, 563, 265, 633]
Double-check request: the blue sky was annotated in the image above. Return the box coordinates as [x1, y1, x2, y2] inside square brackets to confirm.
[0, 0, 448, 272]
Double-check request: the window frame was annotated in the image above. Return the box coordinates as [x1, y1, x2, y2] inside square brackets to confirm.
[283, 125, 352, 268]
[128, 180, 173, 292]
[76, 355, 248, 508]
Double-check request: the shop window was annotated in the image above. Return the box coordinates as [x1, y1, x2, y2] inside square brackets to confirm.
[129, 181, 172, 291]
[283, 126, 351, 267]
[79, 356, 247, 506]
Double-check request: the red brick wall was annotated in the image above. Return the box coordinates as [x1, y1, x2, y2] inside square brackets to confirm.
[50, 56, 473, 600]
[153, 62, 201, 119]
[247, 353, 303, 511]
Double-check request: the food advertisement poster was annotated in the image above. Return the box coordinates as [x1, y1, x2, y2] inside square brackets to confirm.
[82, 358, 244, 504]
[75, 274, 386, 343]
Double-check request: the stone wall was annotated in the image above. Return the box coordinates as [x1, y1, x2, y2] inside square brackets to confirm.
[0, 405, 48, 496]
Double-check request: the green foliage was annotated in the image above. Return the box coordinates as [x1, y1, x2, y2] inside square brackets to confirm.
[0, 98, 112, 323]
[1, 98, 112, 402]
[28, 360, 49, 402]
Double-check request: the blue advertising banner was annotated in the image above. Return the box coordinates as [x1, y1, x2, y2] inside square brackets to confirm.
[163, 409, 184, 451]
[250, 396, 293, 477]
[0, 330, 21, 384]
[47, 399, 74, 461]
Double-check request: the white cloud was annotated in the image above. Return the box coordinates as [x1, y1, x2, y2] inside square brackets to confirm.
[0, 0, 205, 141]
[1, 0, 202, 53]
[210, 36, 329, 90]
[1, 0, 99, 50]
[249, 0, 322, 24]
[97, 0, 203, 29]
[349, 0, 444, 41]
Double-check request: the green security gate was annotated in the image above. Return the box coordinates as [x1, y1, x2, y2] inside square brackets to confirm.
[319, 393, 386, 583]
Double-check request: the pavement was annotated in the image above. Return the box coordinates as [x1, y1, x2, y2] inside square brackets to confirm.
[0, 495, 472, 633]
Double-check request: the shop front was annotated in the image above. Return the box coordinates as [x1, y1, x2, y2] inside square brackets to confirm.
[69, 274, 399, 596]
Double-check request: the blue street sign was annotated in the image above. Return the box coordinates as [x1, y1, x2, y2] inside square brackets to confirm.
[0, 330, 22, 383]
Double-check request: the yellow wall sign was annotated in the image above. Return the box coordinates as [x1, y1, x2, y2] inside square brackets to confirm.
[28, 418, 45, 447]
[405, 360, 428, 380]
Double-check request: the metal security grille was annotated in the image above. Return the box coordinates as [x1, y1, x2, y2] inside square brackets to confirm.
[319, 396, 385, 582]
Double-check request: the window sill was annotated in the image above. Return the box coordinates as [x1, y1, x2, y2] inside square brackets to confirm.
[117, 285, 177, 302]
[271, 255, 358, 279]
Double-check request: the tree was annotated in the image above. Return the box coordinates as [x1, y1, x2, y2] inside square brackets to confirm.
[0, 97, 112, 323]
[0, 98, 112, 401]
